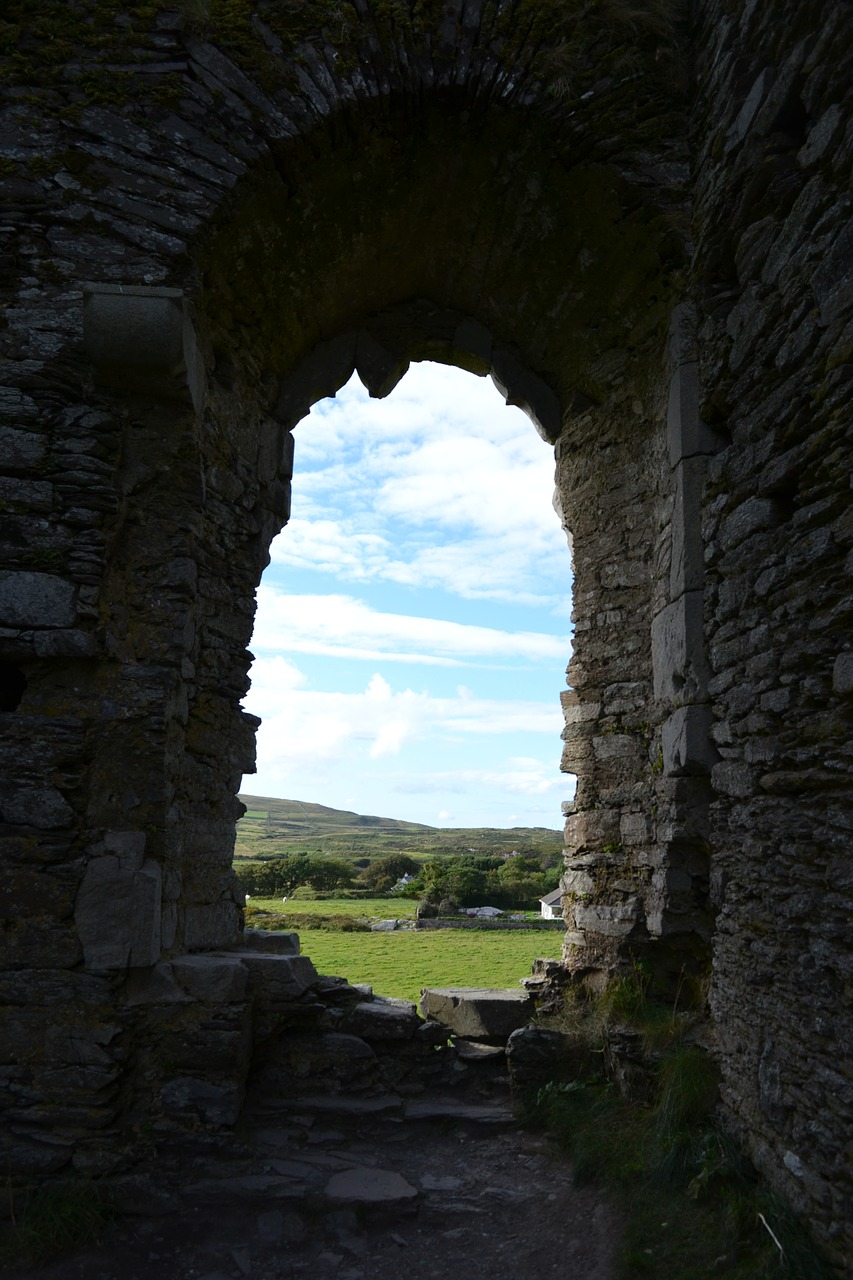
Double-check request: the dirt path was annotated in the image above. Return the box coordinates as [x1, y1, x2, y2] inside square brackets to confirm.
[11, 1092, 621, 1280]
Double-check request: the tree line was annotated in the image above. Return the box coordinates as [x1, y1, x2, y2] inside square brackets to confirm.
[235, 851, 560, 910]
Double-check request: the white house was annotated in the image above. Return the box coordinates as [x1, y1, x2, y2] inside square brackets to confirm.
[539, 888, 563, 919]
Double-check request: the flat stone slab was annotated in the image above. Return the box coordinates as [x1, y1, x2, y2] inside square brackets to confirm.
[325, 1166, 418, 1205]
[403, 1099, 514, 1126]
[452, 1038, 506, 1062]
[239, 928, 300, 955]
[225, 952, 318, 1000]
[345, 997, 421, 1041]
[289, 1094, 404, 1118]
[419, 987, 533, 1040]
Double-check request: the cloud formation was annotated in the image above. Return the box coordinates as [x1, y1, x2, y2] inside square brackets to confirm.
[270, 363, 573, 608]
[250, 587, 570, 667]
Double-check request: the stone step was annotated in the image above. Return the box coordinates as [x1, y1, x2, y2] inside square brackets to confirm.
[419, 986, 533, 1041]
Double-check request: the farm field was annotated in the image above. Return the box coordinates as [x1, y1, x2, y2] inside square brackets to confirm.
[248, 896, 417, 919]
[287, 928, 564, 1004]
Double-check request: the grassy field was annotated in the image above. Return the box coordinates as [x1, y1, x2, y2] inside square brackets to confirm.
[290, 928, 564, 1003]
[248, 895, 417, 918]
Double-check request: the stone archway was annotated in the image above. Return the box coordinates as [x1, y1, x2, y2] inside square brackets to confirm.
[2, 0, 850, 1264]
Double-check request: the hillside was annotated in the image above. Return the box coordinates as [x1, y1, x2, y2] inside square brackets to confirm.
[236, 793, 563, 863]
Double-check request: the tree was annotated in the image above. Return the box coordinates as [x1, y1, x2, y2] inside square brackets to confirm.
[303, 858, 354, 892]
[359, 854, 422, 895]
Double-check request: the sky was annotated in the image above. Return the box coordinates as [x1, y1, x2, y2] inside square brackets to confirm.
[241, 361, 575, 830]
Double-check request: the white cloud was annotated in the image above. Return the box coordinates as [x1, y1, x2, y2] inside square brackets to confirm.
[244, 657, 563, 773]
[250, 586, 570, 667]
[272, 364, 572, 608]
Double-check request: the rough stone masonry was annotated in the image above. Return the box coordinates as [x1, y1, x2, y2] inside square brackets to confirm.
[0, 0, 850, 1271]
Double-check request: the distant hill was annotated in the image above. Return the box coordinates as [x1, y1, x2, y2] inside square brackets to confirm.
[236, 793, 563, 863]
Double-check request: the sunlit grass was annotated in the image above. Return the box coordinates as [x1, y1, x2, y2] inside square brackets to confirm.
[289, 928, 564, 1003]
[247, 895, 417, 918]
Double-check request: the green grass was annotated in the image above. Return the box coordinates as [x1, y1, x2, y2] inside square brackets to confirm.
[525, 980, 834, 1280]
[248, 895, 417, 918]
[287, 928, 564, 1003]
[0, 1179, 113, 1267]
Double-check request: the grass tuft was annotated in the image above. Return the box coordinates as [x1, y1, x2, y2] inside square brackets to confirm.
[0, 1178, 113, 1267]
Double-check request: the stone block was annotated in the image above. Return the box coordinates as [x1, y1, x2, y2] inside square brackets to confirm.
[668, 301, 697, 367]
[171, 954, 249, 1003]
[274, 332, 357, 425]
[103, 830, 146, 871]
[160, 1077, 242, 1126]
[231, 951, 319, 1002]
[240, 928, 300, 955]
[354, 330, 408, 398]
[719, 497, 778, 550]
[125, 961, 191, 1006]
[82, 283, 205, 411]
[564, 808, 621, 850]
[666, 363, 720, 464]
[832, 653, 853, 693]
[345, 997, 421, 1041]
[651, 591, 710, 703]
[490, 345, 562, 443]
[506, 1026, 592, 1090]
[325, 1166, 417, 1206]
[0, 571, 76, 628]
[671, 456, 708, 597]
[33, 629, 98, 658]
[185, 901, 242, 950]
[452, 316, 492, 372]
[418, 987, 532, 1040]
[562, 868, 594, 896]
[620, 811, 652, 844]
[1, 786, 74, 829]
[662, 706, 719, 776]
[75, 855, 162, 970]
[711, 761, 755, 798]
[0, 425, 46, 471]
[573, 898, 642, 938]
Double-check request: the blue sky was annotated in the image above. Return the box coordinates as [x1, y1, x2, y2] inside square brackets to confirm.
[242, 361, 575, 829]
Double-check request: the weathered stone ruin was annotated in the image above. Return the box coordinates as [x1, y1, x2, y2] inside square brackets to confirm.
[1, 0, 850, 1270]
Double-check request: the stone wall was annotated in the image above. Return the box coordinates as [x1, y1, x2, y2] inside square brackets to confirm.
[690, 0, 853, 1260]
[0, 0, 850, 1268]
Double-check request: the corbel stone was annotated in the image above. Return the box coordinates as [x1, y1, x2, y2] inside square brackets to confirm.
[355, 330, 409, 398]
[274, 332, 357, 426]
[451, 316, 493, 375]
[83, 284, 206, 412]
[490, 345, 562, 443]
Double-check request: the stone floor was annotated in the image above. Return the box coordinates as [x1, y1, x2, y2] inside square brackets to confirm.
[13, 1089, 620, 1280]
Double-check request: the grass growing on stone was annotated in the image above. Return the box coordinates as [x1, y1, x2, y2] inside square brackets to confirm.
[526, 982, 834, 1280]
[294, 929, 564, 1004]
[0, 1178, 112, 1267]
